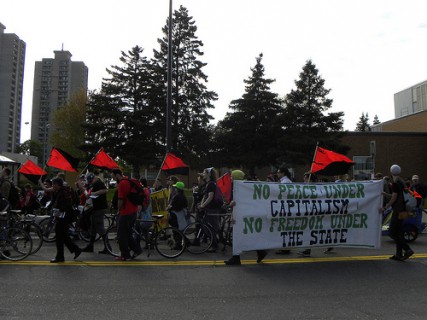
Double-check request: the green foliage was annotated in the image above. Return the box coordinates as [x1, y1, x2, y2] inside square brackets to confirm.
[15, 139, 43, 160]
[279, 60, 345, 165]
[51, 89, 87, 158]
[214, 54, 283, 173]
[83, 47, 163, 174]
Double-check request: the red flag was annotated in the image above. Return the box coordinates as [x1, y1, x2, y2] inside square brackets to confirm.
[217, 172, 232, 203]
[18, 160, 47, 184]
[161, 153, 189, 175]
[89, 148, 119, 170]
[46, 147, 79, 172]
[311, 147, 354, 176]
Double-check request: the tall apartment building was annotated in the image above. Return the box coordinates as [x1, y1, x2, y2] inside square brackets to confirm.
[0, 23, 26, 153]
[31, 49, 88, 164]
[394, 80, 427, 118]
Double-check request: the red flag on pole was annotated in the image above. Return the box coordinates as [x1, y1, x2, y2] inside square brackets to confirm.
[46, 147, 79, 172]
[161, 153, 189, 175]
[89, 148, 119, 170]
[311, 147, 354, 176]
[217, 172, 232, 203]
[18, 160, 47, 184]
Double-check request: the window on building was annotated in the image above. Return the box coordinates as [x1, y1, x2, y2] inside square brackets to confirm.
[352, 156, 374, 180]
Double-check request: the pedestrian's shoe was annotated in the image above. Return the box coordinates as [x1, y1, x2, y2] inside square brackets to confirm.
[324, 247, 334, 254]
[98, 248, 109, 254]
[82, 245, 94, 253]
[402, 249, 414, 261]
[115, 256, 129, 261]
[131, 250, 143, 259]
[275, 249, 291, 255]
[256, 250, 268, 263]
[224, 255, 241, 266]
[50, 257, 65, 263]
[389, 255, 404, 261]
[297, 249, 311, 257]
[73, 248, 82, 260]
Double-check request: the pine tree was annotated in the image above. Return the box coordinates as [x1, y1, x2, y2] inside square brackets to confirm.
[280, 60, 345, 165]
[355, 112, 371, 131]
[83, 46, 162, 174]
[215, 53, 283, 173]
[152, 5, 217, 164]
[372, 114, 380, 125]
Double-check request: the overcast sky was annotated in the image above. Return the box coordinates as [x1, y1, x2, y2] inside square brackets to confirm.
[3, 0, 427, 142]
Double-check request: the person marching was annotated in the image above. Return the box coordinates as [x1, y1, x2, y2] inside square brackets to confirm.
[382, 164, 414, 261]
[50, 177, 82, 263]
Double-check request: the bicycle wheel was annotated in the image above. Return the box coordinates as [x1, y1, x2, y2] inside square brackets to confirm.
[21, 221, 44, 254]
[183, 222, 213, 254]
[0, 227, 33, 261]
[38, 217, 56, 242]
[104, 225, 120, 257]
[155, 227, 186, 258]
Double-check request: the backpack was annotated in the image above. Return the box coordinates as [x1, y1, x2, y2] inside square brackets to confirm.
[403, 189, 417, 212]
[0, 180, 21, 210]
[124, 178, 146, 206]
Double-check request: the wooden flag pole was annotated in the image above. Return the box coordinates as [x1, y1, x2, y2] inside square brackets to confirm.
[155, 153, 169, 182]
[309, 142, 320, 182]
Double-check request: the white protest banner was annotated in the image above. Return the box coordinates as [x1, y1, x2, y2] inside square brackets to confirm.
[232, 180, 383, 255]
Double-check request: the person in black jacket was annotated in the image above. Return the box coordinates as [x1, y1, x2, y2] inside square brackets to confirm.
[50, 177, 82, 263]
[166, 181, 188, 231]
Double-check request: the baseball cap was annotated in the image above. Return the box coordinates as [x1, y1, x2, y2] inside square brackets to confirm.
[172, 181, 185, 190]
[412, 175, 419, 180]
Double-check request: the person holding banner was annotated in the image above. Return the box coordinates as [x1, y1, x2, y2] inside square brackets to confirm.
[382, 164, 414, 261]
[224, 170, 268, 266]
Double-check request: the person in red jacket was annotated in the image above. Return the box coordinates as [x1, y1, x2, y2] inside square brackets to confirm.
[111, 169, 142, 261]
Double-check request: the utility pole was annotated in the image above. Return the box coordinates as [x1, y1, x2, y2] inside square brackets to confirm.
[166, 0, 173, 152]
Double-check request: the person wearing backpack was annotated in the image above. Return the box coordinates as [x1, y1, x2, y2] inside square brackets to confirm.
[381, 164, 414, 261]
[111, 169, 142, 261]
[198, 167, 222, 252]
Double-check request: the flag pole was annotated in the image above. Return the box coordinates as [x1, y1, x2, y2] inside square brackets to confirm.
[155, 153, 169, 182]
[309, 142, 320, 182]
[79, 147, 103, 177]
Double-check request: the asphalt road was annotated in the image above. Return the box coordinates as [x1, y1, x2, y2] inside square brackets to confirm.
[1, 234, 427, 320]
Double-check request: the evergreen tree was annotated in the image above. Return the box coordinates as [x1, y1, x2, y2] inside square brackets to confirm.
[83, 46, 162, 174]
[280, 60, 345, 165]
[152, 5, 217, 164]
[373, 114, 380, 125]
[355, 112, 371, 131]
[215, 53, 283, 173]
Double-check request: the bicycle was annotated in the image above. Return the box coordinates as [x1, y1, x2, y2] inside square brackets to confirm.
[0, 211, 33, 261]
[8, 209, 44, 255]
[183, 210, 233, 254]
[104, 214, 186, 259]
[39, 208, 112, 243]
